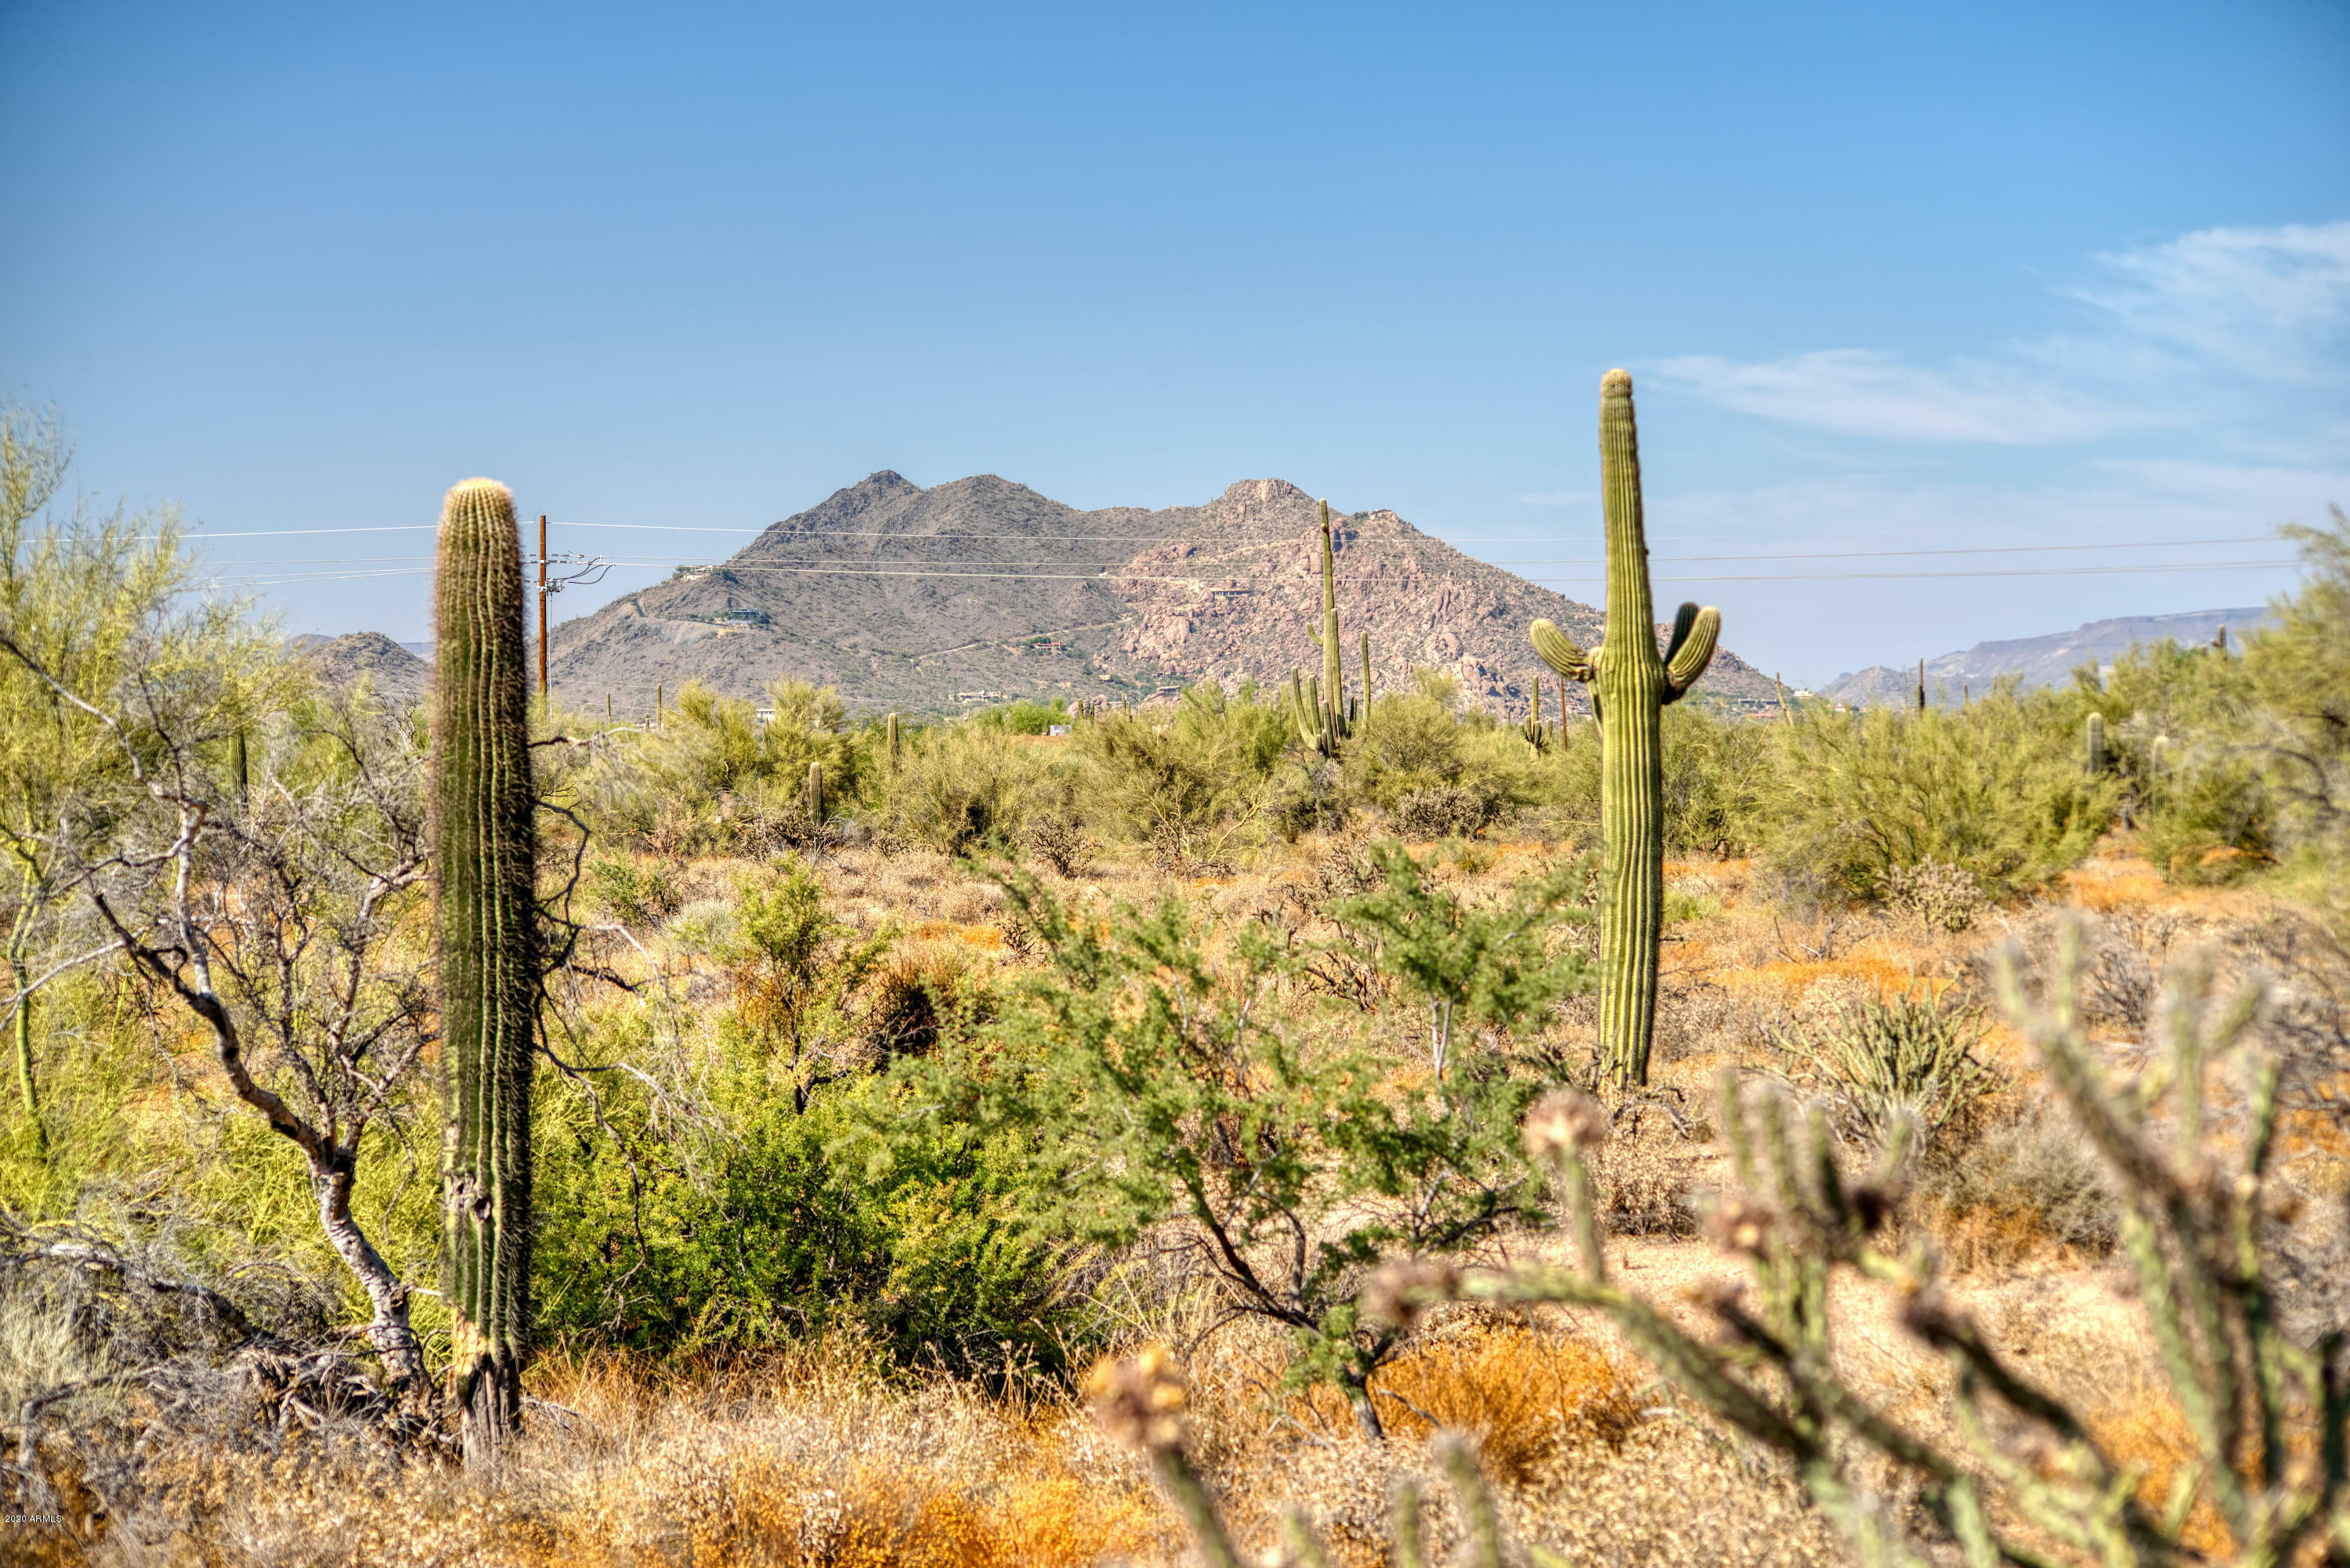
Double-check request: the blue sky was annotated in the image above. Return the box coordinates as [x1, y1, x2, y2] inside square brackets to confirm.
[2, 0, 2345, 683]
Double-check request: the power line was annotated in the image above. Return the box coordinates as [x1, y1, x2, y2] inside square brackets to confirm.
[582, 558, 2297, 583]
[171, 521, 2285, 560]
[1531, 559, 2296, 584]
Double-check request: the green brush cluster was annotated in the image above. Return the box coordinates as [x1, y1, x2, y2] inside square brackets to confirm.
[432, 477, 540, 1470]
[1530, 370, 1720, 1086]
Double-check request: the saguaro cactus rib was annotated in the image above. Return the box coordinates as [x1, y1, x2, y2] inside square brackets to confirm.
[432, 478, 538, 1470]
[1529, 370, 1721, 1085]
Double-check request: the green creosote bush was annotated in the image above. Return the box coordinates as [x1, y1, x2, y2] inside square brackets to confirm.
[1340, 671, 1535, 833]
[533, 871, 1063, 1373]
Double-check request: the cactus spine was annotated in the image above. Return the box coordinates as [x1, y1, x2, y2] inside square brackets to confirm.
[2085, 711, 2107, 775]
[432, 479, 538, 1469]
[1529, 370, 1720, 1086]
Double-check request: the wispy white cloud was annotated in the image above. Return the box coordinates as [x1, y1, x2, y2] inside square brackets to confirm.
[1654, 220, 2350, 445]
[1653, 349, 2127, 444]
[2066, 220, 2350, 382]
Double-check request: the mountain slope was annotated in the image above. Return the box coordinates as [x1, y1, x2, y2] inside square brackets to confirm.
[298, 630, 435, 707]
[547, 472, 1776, 717]
[1822, 606, 2272, 707]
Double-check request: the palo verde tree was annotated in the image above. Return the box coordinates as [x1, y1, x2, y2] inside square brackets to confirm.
[0, 401, 204, 1167]
[432, 478, 540, 1469]
[0, 464, 439, 1394]
[900, 845, 1589, 1440]
[1530, 369, 1720, 1085]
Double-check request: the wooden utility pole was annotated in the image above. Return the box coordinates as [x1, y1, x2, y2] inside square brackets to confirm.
[537, 515, 549, 699]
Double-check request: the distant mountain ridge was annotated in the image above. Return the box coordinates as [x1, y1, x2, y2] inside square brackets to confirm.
[1822, 607, 2272, 708]
[545, 471, 1778, 717]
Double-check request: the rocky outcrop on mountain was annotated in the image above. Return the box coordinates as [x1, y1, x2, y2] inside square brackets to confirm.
[545, 471, 1777, 717]
[1823, 607, 2271, 708]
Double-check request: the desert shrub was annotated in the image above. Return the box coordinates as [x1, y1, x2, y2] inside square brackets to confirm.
[1023, 814, 1092, 876]
[1517, 702, 1765, 854]
[582, 854, 682, 927]
[862, 948, 982, 1059]
[1876, 855, 1987, 933]
[1293, 1323, 1640, 1483]
[535, 1061, 1076, 1371]
[901, 847, 1590, 1435]
[1072, 685, 1289, 850]
[1759, 687, 2115, 899]
[1770, 985, 1998, 1153]
[969, 695, 1070, 735]
[890, 722, 1043, 854]
[1914, 1103, 2117, 1266]
[1342, 673, 1533, 826]
[2141, 742, 2275, 880]
[1658, 702, 1772, 855]
[535, 879, 1061, 1373]
[1387, 783, 1491, 840]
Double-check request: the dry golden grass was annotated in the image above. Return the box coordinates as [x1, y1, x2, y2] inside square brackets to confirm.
[1288, 1322, 1640, 1483]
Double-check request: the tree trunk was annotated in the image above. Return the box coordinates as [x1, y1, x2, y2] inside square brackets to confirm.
[1340, 1366, 1385, 1441]
[315, 1155, 428, 1396]
[10, 956, 42, 1159]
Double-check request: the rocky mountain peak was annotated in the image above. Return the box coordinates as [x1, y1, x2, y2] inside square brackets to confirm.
[1221, 478, 1312, 506]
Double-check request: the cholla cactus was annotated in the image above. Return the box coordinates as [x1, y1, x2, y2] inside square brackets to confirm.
[1529, 370, 1719, 1084]
[432, 478, 538, 1471]
[1091, 1347, 1507, 1568]
[1380, 915, 2350, 1568]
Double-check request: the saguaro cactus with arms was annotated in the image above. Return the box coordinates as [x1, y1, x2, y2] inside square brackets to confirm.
[1529, 370, 1719, 1085]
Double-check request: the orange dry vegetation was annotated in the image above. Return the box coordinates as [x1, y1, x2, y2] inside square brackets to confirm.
[909, 919, 1005, 949]
[1725, 953, 1925, 1003]
[1292, 1324, 1640, 1483]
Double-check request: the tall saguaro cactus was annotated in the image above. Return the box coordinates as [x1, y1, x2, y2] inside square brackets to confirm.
[1318, 500, 1346, 743]
[1529, 370, 1720, 1085]
[432, 479, 539, 1469]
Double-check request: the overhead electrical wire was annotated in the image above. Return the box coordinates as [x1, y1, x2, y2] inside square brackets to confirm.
[176, 522, 2284, 559]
